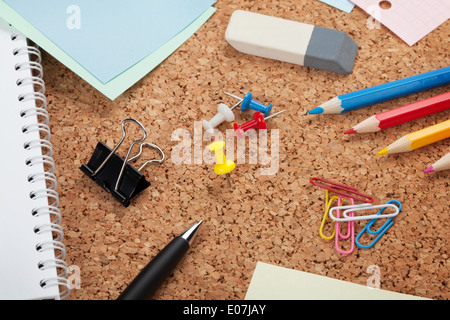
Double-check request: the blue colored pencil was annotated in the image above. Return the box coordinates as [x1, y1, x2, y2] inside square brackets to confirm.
[309, 66, 450, 114]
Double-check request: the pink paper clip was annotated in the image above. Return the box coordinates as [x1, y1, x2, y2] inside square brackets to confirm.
[309, 177, 374, 203]
[335, 196, 355, 255]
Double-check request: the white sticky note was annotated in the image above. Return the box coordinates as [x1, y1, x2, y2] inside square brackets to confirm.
[245, 262, 430, 300]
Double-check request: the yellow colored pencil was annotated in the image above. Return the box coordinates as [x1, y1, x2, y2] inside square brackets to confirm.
[378, 119, 450, 155]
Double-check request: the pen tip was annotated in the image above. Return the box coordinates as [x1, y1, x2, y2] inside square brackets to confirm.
[424, 166, 434, 173]
[181, 220, 203, 245]
[344, 128, 356, 134]
[377, 148, 388, 155]
[308, 107, 324, 115]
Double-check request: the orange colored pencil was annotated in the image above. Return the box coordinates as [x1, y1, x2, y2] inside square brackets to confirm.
[378, 119, 450, 155]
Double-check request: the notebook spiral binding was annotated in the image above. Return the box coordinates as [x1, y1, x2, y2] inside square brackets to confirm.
[12, 32, 71, 299]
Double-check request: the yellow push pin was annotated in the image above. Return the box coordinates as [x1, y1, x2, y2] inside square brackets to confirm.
[208, 141, 235, 187]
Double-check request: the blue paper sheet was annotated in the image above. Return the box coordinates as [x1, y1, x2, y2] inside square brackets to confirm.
[5, 0, 215, 84]
[319, 0, 355, 13]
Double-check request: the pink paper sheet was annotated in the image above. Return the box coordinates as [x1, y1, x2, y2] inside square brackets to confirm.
[351, 0, 450, 46]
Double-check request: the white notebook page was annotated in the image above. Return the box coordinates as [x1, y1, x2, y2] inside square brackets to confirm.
[0, 18, 59, 299]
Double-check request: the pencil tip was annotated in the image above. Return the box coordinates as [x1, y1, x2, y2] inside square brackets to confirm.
[308, 107, 324, 115]
[424, 166, 434, 173]
[344, 128, 356, 134]
[377, 148, 388, 155]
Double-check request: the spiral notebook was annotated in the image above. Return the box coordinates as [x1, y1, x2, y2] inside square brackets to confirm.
[0, 18, 69, 299]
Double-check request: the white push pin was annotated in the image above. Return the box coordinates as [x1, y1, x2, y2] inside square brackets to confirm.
[202, 103, 235, 134]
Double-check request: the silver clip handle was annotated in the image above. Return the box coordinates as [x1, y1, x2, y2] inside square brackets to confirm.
[114, 119, 147, 191]
[91, 118, 147, 193]
[128, 142, 165, 172]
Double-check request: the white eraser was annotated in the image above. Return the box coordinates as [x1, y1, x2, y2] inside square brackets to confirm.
[225, 10, 358, 74]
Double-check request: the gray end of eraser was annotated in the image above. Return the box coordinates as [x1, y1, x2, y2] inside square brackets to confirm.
[304, 26, 358, 75]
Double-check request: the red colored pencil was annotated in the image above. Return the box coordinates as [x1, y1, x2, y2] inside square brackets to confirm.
[344, 91, 450, 134]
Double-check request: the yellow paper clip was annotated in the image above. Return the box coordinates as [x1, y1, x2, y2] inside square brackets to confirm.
[319, 190, 338, 240]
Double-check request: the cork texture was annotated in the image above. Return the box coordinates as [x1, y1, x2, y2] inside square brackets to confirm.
[41, 1, 449, 300]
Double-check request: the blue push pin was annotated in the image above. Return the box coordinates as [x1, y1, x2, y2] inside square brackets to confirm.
[225, 92, 273, 117]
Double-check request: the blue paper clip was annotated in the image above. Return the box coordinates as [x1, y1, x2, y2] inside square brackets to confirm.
[355, 200, 402, 249]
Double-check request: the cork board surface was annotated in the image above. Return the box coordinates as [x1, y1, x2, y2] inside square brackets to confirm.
[41, 1, 449, 300]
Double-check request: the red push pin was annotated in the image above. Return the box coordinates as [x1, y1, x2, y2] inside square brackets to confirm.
[233, 110, 286, 138]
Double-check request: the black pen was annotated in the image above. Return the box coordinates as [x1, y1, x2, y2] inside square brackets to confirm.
[117, 220, 203, 300]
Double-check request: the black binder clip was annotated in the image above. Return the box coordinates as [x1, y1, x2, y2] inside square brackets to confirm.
[80, 118, 165, 207]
